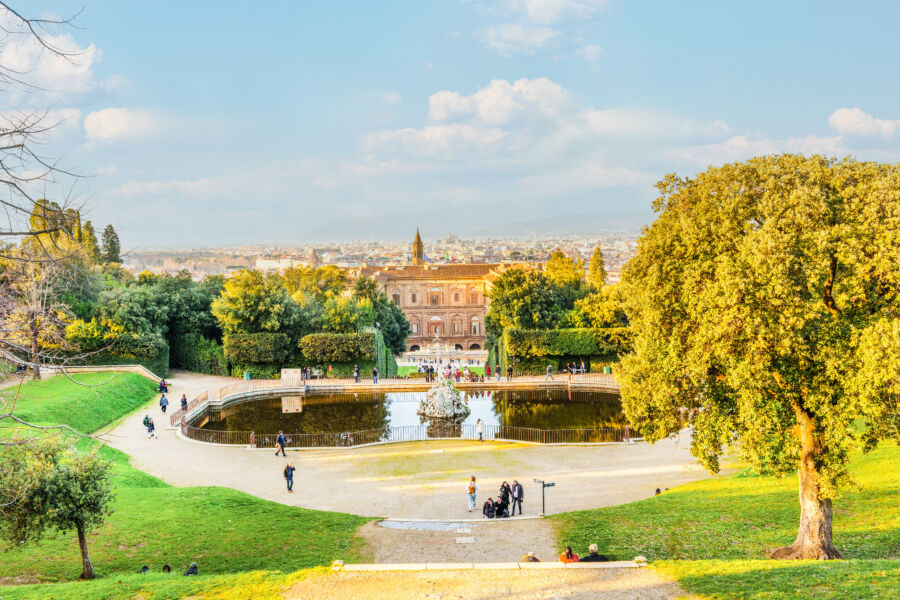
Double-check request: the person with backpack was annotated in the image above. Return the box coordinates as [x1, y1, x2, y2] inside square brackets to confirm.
[466, 476, 479, 512]
[143, 414, 151, 438]
[283, 462, 296, 493]
[159, 394, 169, 414]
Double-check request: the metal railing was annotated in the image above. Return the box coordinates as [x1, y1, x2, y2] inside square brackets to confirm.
[180, 422, 632, 448]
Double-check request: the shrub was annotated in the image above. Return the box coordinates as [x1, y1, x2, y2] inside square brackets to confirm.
[66, 318, 170, 376]
[224, 333, 291, 364]
[229, 363, 281, 379]
[299, 332, 376, 363]
[504, 327, 602, 357]
[170, 333, 228, 375]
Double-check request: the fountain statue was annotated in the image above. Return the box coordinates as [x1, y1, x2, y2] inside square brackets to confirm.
[417, 378, 470, 420]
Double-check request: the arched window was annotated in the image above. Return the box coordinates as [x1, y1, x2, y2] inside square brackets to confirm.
[469, 343, 481, 350]
[454, 344, 463, 351]
[409, 345, 420, 352]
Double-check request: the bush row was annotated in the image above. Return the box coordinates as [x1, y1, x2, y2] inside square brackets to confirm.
[170, 333, 228, 376]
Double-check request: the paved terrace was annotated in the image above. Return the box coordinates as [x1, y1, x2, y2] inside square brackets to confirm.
[104, 370, 711, 522]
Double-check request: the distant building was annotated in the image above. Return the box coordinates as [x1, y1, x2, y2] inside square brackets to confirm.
[255, 251, 319, 273]
[359, 231, 511, 352]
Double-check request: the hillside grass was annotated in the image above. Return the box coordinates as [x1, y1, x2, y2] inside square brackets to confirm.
[552, 442, 900, 599]
[0, 372, 158, 436]
[0, 373, 370, 596]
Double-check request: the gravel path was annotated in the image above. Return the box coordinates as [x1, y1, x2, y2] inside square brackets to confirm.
[104, 371, 710, 520]
[285, 568, 686, 600]
[358, 519, 559, 564]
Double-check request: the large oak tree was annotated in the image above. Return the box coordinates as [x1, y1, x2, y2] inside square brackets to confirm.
[619, 155, 900, 559]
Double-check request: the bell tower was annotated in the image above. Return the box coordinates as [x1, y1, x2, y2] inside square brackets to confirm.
[412, 228, 424, 266]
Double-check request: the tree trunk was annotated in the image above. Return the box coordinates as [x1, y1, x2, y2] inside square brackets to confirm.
[768, 406, 842, 560]
[30, 325, 41, 381]
[77, 524, 95, 580]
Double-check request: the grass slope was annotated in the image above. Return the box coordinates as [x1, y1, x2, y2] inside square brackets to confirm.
[0, 373, 370, 597]
[552, 443, 900, 599]
[0, 372, 158, 436]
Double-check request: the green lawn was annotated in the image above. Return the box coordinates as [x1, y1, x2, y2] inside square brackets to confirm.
[552, 443, 900, 599]
[0, 373, 370, 598]
[0, 372, 158, 436]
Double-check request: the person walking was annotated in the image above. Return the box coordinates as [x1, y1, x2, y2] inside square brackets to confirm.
[283, 462, 296, 493]
[545, 364, 554, 380]
[354, 364, 360, 383]
[180, 394, 188, 413]
[372, 366, 378, 384]
[496, 364, 502, 382]
[485, 364, 491, 379]
[147, 417, 158, 439]
[510, 480, 524, 516]
[506, 364, 513, 381]
[476, 418, 484, 441]
[275, 430, 286, 456]
[159, 394, 169, 414]
[143, 414, 151, 438]
[466, 476, 478, 512]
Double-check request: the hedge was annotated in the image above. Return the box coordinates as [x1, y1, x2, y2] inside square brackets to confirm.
[170, 333, 228, 375]
[299, 332, 376, 363]
[66, 320, 170, 377]
[224, 332, 292, 364]
[229, 362, 281, 379]
[504, 326, 631, 360]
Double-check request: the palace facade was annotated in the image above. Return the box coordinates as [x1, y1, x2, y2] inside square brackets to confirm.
[359, 231, 506, 352]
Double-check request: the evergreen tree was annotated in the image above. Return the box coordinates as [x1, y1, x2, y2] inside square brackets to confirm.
[100, 224, 121, 263]
[80, 221, 101, 262]
[587, 246, 607, 288]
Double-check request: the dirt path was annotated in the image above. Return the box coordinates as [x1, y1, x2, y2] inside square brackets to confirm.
[358, 519, 559, 564]
[285, 568, 687, 600]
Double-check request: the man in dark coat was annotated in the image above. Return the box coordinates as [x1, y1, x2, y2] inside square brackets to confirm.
[510, 480, 524, 516]
[275, 431, 286, 456]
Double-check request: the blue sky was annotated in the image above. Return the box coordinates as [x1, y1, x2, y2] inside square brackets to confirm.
[10, 1, 900, 246]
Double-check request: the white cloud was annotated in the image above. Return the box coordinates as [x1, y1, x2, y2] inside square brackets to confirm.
[384, 91, 403, 104]
[429, 77, 569, 124]
[110, 178, 216, 197]
[577, 43, 604, 61]
[84, 108, 161, 141]
[477, 23, 559, 56]
[674, 134, 844, 165]
[509, 0, 607, 24]
[517, 162, 646, 195]
[828, 107, 899, 138]
[96, 165, 117, 176]
[364, 124, 507, 157]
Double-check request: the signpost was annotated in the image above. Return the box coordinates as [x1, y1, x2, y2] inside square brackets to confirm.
[533, 478, 556, 515]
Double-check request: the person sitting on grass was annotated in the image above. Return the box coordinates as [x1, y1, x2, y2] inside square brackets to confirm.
[578, 543, 610, 562]
[184, 562, 199, 576]
[521, 552, 540, 562]
[482, 497, 495, 519]
[559, 546, 579, 563]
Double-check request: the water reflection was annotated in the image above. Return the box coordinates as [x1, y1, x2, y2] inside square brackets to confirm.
[197, 388, 624, 435]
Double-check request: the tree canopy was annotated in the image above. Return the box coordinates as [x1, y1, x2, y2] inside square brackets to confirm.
[0, 439, 113, 579]
[587, 246, 607, 288]
[619, 155, 900, 559]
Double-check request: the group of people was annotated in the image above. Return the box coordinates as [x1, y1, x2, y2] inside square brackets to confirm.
[466, 476, 525, 518]
[137, 562, 199, 576]
[351, 364, 379, 383]
[520, 544, 611, 563]
[485, 364, 515, 381]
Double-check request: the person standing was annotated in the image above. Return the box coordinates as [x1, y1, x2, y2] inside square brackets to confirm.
[511, 480, 523, 516]
[283, 462, 296, 493]
[372, 366, 378, 384]
[476, 418, 484, 441]
[354, 364, 360, 383]
[180, 394, 188, 413]
[159, 394, 169, 414]
[545, 364, 554, 380]
[496, 365, 502, 381]
[580, 360, 586, 374]
[506, 365, 513, 381]
[485, 364, 491, 378]
[275, 430, 286, 456]
[466, 476, 478, 512]
[500, 481, 511, 507]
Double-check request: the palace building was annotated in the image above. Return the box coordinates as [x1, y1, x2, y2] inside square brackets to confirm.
[359, 230, 507, 352]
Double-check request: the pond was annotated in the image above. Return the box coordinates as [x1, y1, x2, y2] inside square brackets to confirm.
[193, 388, 626, 439]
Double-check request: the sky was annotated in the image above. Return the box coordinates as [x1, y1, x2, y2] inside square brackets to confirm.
[6, 0, 900, 247]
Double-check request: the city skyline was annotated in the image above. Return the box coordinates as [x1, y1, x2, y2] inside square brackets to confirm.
[13, 1, 900, 247]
